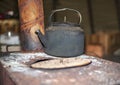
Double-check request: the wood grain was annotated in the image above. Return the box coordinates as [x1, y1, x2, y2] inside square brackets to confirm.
[18, 0, 45, 51]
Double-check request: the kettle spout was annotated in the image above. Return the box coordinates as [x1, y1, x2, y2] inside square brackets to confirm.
[35, 30, 47, 48]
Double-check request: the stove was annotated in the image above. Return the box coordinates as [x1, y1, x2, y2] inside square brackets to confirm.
[0, 52, 120, 85]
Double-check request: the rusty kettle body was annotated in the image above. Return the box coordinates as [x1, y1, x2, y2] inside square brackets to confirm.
[36, 8, 84, 57]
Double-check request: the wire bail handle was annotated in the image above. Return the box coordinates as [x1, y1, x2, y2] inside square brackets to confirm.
[49, 8, 82, 24]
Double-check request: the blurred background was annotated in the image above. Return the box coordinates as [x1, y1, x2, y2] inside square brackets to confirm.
[0, 0, 120, 62]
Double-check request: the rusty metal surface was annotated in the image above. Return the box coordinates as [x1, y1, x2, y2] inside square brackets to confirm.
[0, 52, 120, 85]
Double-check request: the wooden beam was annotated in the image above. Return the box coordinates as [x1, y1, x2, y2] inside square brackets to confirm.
[52, 0, 58, 22]
[115, 0, 120, 31]
[87, 0, 95, 34]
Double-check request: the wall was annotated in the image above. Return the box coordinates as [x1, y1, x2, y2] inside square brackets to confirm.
[43, 0, 119, 34]
[0, 0, 119, 34]
[0, 0, 18, 14]
[92, 0, 119, 32]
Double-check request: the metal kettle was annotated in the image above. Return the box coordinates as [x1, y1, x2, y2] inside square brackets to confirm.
[36, 8, 84, 57]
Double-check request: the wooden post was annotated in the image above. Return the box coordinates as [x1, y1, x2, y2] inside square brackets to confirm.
[18, 0, 44, 51]
[115, 0, 120, 31]
[87, 0, 95, 34]
[52, 0, 58, 22]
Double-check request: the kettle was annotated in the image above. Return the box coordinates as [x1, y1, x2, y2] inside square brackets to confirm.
[36, 8, 84, 57]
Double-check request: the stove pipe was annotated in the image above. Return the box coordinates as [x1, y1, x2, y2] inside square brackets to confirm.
[18, 0, 44, 51]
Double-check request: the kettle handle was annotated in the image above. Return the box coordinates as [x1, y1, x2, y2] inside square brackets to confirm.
[49, 8, 82, 24]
